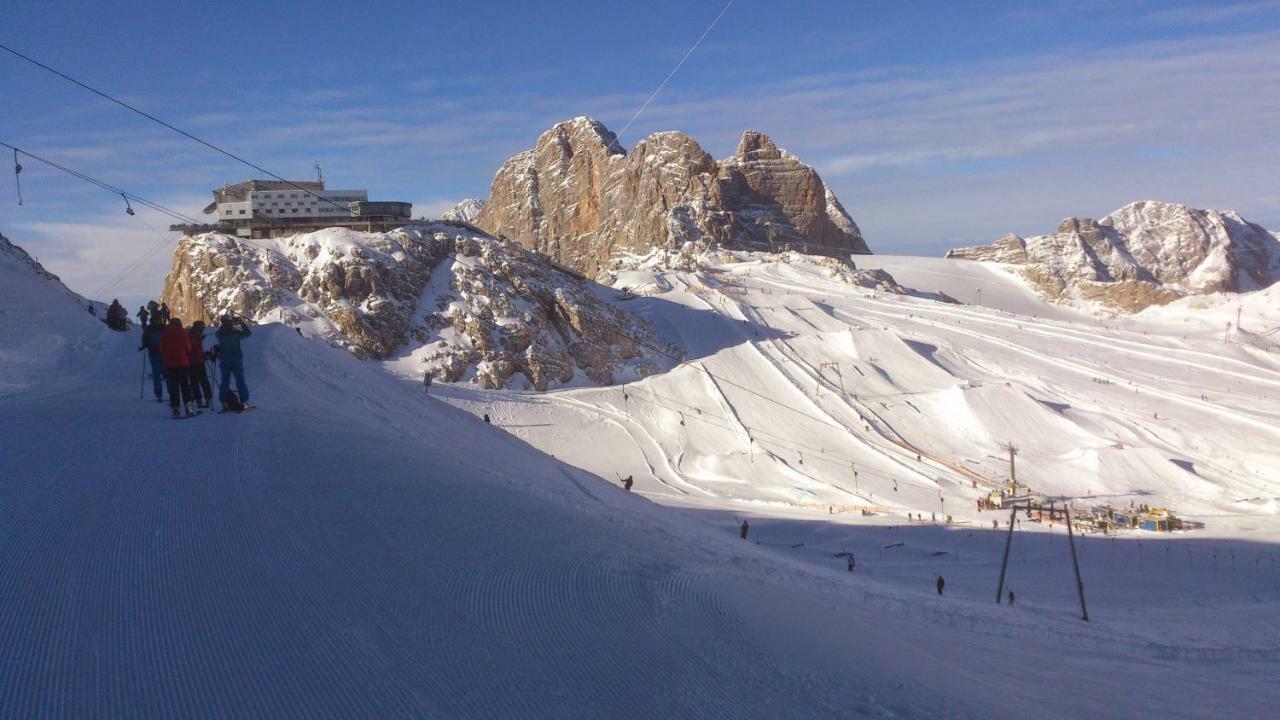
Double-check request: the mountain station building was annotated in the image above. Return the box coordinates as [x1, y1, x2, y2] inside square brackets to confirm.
[170, 179, 412, 238]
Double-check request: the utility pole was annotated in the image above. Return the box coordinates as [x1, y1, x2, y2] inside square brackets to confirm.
[1064, 503, 1090, 621]
[1004, 442, 1019, 496]
[995, 502, 1018, 603]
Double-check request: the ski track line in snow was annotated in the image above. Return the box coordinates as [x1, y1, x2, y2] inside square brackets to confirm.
[708, 278, 956, 494]
[839, 300, 1280, 441]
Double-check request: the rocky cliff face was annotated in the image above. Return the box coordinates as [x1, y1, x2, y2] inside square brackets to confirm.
[472, 117, 870, 275]
[160, 223, 675, 389]
[946, 201, 1280, 312]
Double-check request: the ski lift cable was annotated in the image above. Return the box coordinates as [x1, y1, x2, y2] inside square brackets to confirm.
[0, 42, 357, 217]
[614, 0, 735, 141]
[0, 142, 203, 225]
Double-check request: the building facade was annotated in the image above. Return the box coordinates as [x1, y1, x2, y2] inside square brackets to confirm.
[180, 179, 412, 238]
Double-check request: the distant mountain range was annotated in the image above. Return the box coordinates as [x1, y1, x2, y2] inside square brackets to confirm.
[946, 201, 1280, 312]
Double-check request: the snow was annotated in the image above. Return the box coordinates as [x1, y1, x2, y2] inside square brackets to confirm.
[2, 239, 1279, 717]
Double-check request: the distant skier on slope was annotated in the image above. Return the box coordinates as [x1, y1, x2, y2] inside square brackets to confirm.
[847, 554, 855, 572]
[139, 317, 166, 402]
[423, 371, 433, 394]
[622, 475, 634, 492]
[1007, 590, 1015, 606]
[187, 320, 213, 409]
[137, 305, 148, 327]
[936, 576, 945, 595]
[740, 520, 749, 540]
[159, 318, 196, 418]
[216, 315, 252, 412]
[159, 303, 171, 323]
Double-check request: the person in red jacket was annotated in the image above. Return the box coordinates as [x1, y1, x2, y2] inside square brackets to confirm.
[187, 320, 213, 409]
[159, 318, 195, 418]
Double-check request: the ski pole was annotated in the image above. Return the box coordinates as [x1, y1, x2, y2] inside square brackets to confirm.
[139, 352, 145, 399]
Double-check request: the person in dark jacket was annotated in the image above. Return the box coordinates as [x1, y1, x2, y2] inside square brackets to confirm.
[137, 305, 148, 327]
[159, 318, 195, 417]
[622, 475, 634, 492]
[187, 320, 213, 408]
[106, 299, 127, 330]
[139, 318, 166, 402]
[216, 315, 251, 410]
[1007, 590, 1015, 606]
[159, 303, 171, 323]
[739, 520, 749, 540]
[936, 576, 945, 595]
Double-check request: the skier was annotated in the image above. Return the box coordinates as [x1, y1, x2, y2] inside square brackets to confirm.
[1007, 590, 1015, 606]
[159, 318, 196, 418]
[739, 520, 749, 540]
[423, 371, 433, 394]
[847, 554, 855, 572]
[483, 413, 490, 424]
[216, 315, 252, 412]
[622, 475, 634, 492]
[137, 305, 148, 327]
[159, 303, 171, 323]
[139, 317, 166, 402]
[187, 320, 213, 409]
[106, 299, 127, 330]
[936, 576, 945, 595]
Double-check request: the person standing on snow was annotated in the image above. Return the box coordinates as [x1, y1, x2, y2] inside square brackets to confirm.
[936, 576, 945, 595]
[423, 371, 433, 394]
[187, 320, 213, 409]
[159, 303, 171, 323]
[137, 305, 149, 327]
[1007, 590, 1015, 606]
[216, 315, 251, 411]
[739, 520, 750, 540]
[622, 475, 634, 492]
[139, 317, 166, 402]
[159, 318, 196, 418]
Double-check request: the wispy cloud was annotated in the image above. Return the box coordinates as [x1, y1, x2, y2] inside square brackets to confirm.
[1142, 0, 1280, 25]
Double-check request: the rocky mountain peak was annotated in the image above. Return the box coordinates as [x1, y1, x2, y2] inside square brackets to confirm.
[472, 117, 870, 275]
[947, 201, 1280, 313]
[734, 130, 782, 160]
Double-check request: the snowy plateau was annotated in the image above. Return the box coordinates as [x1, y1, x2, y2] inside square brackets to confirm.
[2, 213, 1280, 720]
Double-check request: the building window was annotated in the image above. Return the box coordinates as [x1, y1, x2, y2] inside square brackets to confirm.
[292, 208, 299, 213]
[290, 193, 298, 198]
[239, 210, 246, 215]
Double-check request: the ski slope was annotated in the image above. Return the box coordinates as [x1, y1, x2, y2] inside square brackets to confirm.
[3, 246, 1279, 717]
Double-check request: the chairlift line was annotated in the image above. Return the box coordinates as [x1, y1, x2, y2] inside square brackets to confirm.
[0, 42, 352, 216]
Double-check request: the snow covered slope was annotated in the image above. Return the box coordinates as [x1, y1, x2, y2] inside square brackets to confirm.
[3, 235, 1279, 717]
[441, 248, 1280, 537]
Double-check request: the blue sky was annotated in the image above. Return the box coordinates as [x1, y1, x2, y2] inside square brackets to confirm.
[2, 0, 1279, 307]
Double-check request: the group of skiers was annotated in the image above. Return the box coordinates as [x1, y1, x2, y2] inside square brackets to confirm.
[138, 306, 252, 418]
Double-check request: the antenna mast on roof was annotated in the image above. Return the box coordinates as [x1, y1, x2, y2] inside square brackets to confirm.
[314, 161, 324, 185]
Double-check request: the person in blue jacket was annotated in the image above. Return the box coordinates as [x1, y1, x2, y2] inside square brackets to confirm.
[138, 317, 166, 402]
[216, 315, 252, 410]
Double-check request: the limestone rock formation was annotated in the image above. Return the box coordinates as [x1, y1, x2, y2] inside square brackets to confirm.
[473, 117, 870, 275]
[160, 224, 675, 389]
[442, 199, 485, 223]
[946, 201, 1280, 312]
